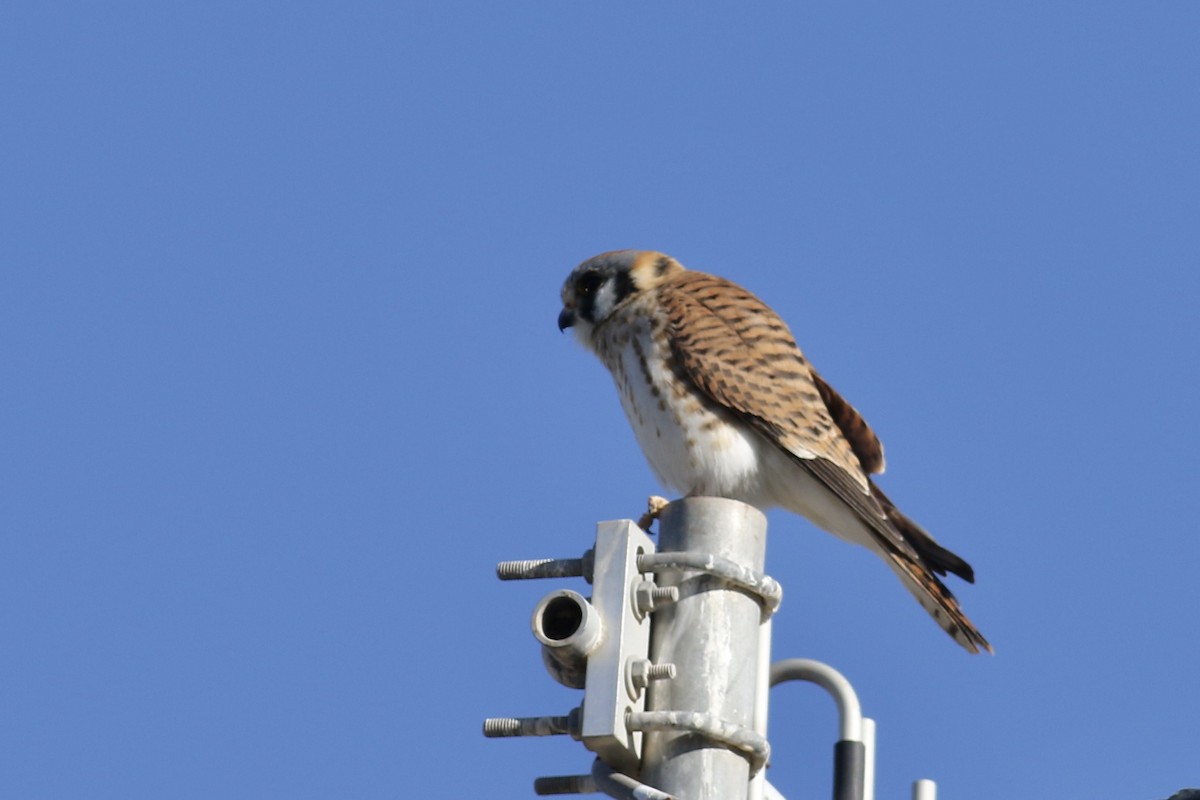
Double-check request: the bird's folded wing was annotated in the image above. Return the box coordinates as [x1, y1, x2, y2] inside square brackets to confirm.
[811, 369, 886, 475]
[657, 272, 917, 560]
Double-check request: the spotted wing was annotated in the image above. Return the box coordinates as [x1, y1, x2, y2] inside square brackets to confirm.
[656, 270, 991, 654]
[655, 271, 914, 558]
[811, 369, 886, 475]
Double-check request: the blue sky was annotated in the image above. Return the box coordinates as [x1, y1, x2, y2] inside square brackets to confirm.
[3, 3, 1198, 798]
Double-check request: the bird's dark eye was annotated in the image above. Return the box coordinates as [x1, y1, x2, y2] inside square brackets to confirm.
[577, 272, 603, 297]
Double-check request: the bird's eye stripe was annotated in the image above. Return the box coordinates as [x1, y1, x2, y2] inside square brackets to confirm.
[578, 273, 603, 295]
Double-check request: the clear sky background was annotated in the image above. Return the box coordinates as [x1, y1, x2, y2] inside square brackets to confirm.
[3, 3, 1198, 799]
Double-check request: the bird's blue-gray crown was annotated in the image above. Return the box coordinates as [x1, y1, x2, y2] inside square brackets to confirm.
[558, 250, 684, 333]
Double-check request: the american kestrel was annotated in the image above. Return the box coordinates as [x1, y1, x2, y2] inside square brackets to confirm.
[558, 250, 991, 653]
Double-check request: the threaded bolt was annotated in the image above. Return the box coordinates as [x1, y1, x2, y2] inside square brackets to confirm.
[534, 774, 596, 795]
[645, 663, 676, 680]
[482, 708, 581, 739]
[482, 718, 523, 737]
[627, 659, 678, 696]
[496, 551, 593, 581]
[633, 580, 679, 615]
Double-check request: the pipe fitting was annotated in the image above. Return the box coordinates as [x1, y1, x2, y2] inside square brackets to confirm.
[531, 589, 604, 689]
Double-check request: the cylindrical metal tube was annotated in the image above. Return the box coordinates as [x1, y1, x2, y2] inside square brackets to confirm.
[591, 758, 680, 800]
[640, 497, 768, 800]
[769, 658, 864, 743]
[862, 718, 876, 800]
[833, 740, 866, 800]
[913, 779, 937, 800]
[748, 617, 774, 800]
[533, 774, 596, 795]
[482, 714, 573, 738]
[532, 589, 604, 689]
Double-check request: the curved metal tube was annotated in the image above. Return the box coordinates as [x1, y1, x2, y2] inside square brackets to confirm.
[770, 658, 863, 742]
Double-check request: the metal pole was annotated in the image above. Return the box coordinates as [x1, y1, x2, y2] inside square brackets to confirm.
[913, 779, 937, 800]
[748, 617, 773, 800]
[641, 497, 769, 800]
[862, 718, 876, 800]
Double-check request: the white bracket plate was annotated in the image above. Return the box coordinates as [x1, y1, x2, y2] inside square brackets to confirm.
[580, 519, 656, 772]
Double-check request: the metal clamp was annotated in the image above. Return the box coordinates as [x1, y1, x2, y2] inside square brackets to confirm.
[637, 551, 783, 617]
[628, 710, 772, 774]
[488, 521, 659, 773]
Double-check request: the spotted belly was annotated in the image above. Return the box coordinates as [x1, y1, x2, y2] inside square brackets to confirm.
[590, 324, 877, 547]
[605, 331, 768, 503]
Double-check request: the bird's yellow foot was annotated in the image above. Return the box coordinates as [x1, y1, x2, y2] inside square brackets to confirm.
[637, 495, 671, 531]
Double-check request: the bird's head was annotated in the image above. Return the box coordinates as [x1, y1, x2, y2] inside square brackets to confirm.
[558, 250, 684, 344]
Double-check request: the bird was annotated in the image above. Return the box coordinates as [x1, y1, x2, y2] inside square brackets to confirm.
[558, 250, 991, 653]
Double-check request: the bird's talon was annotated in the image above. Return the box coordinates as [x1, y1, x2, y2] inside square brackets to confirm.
[637, 495, 670, 531]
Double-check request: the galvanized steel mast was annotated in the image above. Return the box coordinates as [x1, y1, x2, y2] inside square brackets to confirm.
[640, 497, 771, 800]
[485, 495, 943, 800]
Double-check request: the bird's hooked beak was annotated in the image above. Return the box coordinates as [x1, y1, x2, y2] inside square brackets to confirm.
[557, 308, 576, 332]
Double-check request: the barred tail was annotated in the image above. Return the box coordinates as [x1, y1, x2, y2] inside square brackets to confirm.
[883, 551, 993, 654]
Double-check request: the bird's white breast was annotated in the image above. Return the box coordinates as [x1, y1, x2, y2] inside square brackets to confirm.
[594, 320, 769, 504]
[580, 302, 892, 553]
